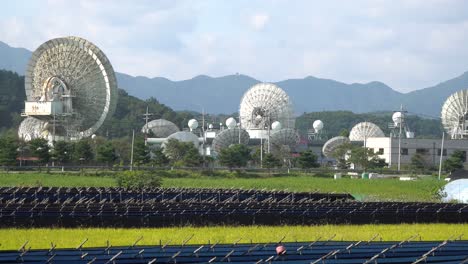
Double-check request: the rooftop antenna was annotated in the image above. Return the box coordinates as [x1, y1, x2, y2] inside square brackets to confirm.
[142, 105, 154, 145]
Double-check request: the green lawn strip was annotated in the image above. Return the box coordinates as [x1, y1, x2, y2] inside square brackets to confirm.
[0, 173, 445, 202]
[162, 176, 445, 202]
[0, 173, 116, 187]
[0, 224, 465, 250]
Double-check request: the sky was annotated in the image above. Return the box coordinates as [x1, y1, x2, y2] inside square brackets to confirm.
[1, 0, 468, 93]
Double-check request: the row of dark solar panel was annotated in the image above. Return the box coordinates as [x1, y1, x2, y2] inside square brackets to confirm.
[1, 201, 468, 227]
[1, 240, 467, 263]
[0, 187, 354, 204]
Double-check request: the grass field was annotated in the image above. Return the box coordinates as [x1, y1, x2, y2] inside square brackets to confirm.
[163, 176, 445, 202]
[0, 173, 116, 187]
[0, 172, 445, 202]
[0, 224, 465, 250]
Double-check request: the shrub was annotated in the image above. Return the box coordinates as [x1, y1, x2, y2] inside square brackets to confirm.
[116, 171, 162, 188]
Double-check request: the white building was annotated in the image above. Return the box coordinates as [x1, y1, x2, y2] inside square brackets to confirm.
[365, 137, 468, 167]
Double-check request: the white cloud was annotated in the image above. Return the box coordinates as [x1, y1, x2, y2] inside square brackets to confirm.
[1, 0, 468, 92]
[250, 13, 269, 31]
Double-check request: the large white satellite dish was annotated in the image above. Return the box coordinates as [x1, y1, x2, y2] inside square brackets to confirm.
[142, 119, 180, 138]
[212, 128, 250, 154]
[239, 83, 294, 130]
[20, 36, 118, 140]
[349, 122, 385, 141]
[322, 136, 350, 158]
[441, 90, 468, 139]
[270, 128, 299, 147]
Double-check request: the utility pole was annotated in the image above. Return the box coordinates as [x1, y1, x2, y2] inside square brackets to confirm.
[438, 132, 445, 180]
[142, 106, 153, 146]
[396, 105, 407, 172]
[267, 111, 271, 154]
[130, 129, 135, 171]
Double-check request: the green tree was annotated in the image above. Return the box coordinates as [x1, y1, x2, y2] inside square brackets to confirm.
[218, 144, 251, 169]
[96, 141, 117, 165]
[297, 150, 320, 169]
[72, 139, 94, 163]
[164, 138, 190, 161]
[182, 147, 202, 167]
[28, 138, 50, 164]
[250, 147, 263, 167]
[116, 171, 162, 188]
[51, 141, 72, 164]
[410, 153, 427, 172]
[347, 147, 385, 171]
[331, 142, 353, 169]
[163, 138, 201, 167]
[150, 147, 169, 167]
[368, 156, 387, 169]
[262, 153, 281, 169]
[443, 150, 465, 173]
[339, 128, 350, 137]
[133, 137, 150, 165]
[0, 135, 18, 166]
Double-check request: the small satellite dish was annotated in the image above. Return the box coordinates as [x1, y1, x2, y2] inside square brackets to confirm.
[392, 112, 403, 126]
[313, 120, 324, 133]
[188, 119, 198, 131]
[271, 121, 282, 131]
[91, 134, 96, 139]
[225, 117, 237, 129]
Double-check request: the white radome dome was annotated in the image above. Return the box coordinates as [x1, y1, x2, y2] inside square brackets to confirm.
[188, 119, 199, 130]
[226, 117, 237, 129]
[392, 112, 403, 125]
[271, 121, 282, 131]
[313, 120, 324, 132]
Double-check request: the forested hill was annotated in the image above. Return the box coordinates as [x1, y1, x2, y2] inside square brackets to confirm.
[0, 70, 194, 137]
[0, 70, 24, 132]
[296, 111, 443, 139]
[0, 69, 444, 139]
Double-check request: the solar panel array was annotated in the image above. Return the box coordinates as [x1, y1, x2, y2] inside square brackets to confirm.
[0, 187, 467, 227]
[1, 240, 467, 264]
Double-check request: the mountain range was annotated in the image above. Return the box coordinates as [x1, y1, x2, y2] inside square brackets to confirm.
[1, 40, 468, 117]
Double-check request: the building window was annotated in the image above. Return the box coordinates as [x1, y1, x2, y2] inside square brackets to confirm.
[416, 148, 428, 155]
[401, 148, 408, 155]
[437, 149, 447, 156]
[377, 148, 384, 155]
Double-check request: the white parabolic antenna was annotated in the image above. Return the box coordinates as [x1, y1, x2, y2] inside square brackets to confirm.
[188, 119, 199, 131]
[212, 128, 250, 154]
[441, 90, 468, 139]
[239, 83, 294, 130]
[271, 121, 282, 131]
[20, 36, 118, 140]
[225, 117, 237, 129]
[392, 112, 403, 126]
[349, 122, 385, 141]
[313, 120, 324, 133]
[142, 119, 180, 138]
[270, 128, 299, 147]
[164, 131, 200, 148]
[322, 136, 350, 158]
